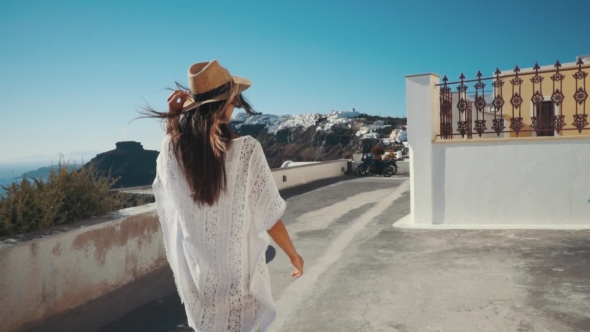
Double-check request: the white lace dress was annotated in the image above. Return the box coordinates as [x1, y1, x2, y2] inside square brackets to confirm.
[152, 135, 286, 332]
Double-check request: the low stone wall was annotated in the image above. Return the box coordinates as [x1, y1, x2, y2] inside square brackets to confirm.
[397, 161, 409, 175]
[0, 204, 165, 332]
[271, 159, 349, 190]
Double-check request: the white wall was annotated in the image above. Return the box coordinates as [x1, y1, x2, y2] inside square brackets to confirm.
[280, 161, 320, 168]
[0, 205, 166, 332]
[396, 161, 409, 175]
[406, 74, 439, 225]
[432, 138, 590, 225]
[271, 160, 348, 191]
[407, 73, 590, 226]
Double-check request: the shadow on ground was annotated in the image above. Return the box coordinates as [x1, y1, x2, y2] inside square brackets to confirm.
[278, 175, 357, 200]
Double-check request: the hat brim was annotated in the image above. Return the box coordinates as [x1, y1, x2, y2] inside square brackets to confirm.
[181, 76, 251, 112]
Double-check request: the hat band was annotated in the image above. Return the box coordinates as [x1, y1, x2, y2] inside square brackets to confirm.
[193, 81, 233, 102]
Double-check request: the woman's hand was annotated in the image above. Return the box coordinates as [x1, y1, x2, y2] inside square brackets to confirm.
[167, 90, 189, 114]
[290, 254, 304, 278]
[267, 220, 303, 278]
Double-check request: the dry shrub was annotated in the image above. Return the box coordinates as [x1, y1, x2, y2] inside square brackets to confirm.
[0, 159, 123, 236]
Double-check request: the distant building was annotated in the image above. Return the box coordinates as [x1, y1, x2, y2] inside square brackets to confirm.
[398, 131, 407, 142]
[362, 133, 380, 139]
[230, 112, 249, 123]
[390, 129, 401, 141]
[331, 109, 360, 119]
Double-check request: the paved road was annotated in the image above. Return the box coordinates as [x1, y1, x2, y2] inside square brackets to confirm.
[29, 176, 590, 332]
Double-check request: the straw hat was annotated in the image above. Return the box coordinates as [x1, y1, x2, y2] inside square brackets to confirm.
[181, 60, 251, 112]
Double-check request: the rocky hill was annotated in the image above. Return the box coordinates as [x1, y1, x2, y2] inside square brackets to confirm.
[84, 142, 159, 188]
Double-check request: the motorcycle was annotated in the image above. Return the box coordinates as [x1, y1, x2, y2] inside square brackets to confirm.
[355, 153, 397, 177]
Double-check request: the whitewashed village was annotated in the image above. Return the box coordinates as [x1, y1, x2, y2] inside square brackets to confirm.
[231, 108, 409, 169]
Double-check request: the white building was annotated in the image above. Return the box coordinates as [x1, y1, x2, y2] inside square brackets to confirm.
[390, 129, 404, 141]
[331, 108, 360, 119]
[362, 133, 379, 139]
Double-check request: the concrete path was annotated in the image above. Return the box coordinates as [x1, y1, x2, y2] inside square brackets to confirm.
[27, 176, 590, 332]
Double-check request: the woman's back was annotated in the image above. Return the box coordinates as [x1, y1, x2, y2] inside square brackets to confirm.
[144, 60, 302, 332]
[153, 134, 286, 331]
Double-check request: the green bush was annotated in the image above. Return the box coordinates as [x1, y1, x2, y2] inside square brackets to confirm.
[0, 159, 123, 237]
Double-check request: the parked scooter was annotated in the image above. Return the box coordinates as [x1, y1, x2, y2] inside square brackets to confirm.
[355, 153, 397, 177]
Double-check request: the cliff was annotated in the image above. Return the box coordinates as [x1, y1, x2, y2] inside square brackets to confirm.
[84, 141, 159, 188]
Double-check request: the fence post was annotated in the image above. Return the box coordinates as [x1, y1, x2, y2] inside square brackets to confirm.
[406, 73, 440, 225]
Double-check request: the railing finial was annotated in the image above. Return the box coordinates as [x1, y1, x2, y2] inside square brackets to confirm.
[494, 68, 501, 77]
[533, 62, 540, 72]
[577, 57, 585, 66]
[476, 70, 483, 78]
[514, 65, 520, 73]
[555, 60, 562, 68]
[459, 72, 465, 80]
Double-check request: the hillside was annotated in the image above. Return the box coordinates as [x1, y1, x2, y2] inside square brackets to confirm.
[84, 142, 159, 188]
[84, 111, 405, 188]
[231, 110, 405, 168]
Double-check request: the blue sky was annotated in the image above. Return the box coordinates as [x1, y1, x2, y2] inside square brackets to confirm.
[0, 0, 588, 159]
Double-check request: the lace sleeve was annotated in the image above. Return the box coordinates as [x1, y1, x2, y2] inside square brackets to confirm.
[247, 141, 286, 234]
[152, 137, 188, 306]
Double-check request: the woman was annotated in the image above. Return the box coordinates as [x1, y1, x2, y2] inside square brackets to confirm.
[371, 146, 385, 171]
[140, 60, 303, 332]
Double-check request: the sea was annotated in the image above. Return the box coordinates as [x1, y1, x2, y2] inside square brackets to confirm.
[0, 163, 49, 196]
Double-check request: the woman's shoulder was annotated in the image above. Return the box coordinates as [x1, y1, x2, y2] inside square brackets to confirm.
[160, 135, 173, 154]
[232, 134, 251, 141]
[162, 134, 172, 145]
[232, 135, 263, 161]
[233, 135, 259, 147]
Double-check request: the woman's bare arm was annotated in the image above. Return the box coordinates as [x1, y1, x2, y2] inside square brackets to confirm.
[267, 220, 304, 277]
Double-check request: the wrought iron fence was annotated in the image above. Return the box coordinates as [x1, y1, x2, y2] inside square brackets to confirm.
[438, 59, 589, 139]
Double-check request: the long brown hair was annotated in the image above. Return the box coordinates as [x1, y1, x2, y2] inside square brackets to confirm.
[137, 83, 256, 206]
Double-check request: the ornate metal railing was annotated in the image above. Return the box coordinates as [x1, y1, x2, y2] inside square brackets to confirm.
[438, 59, 589, 139]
